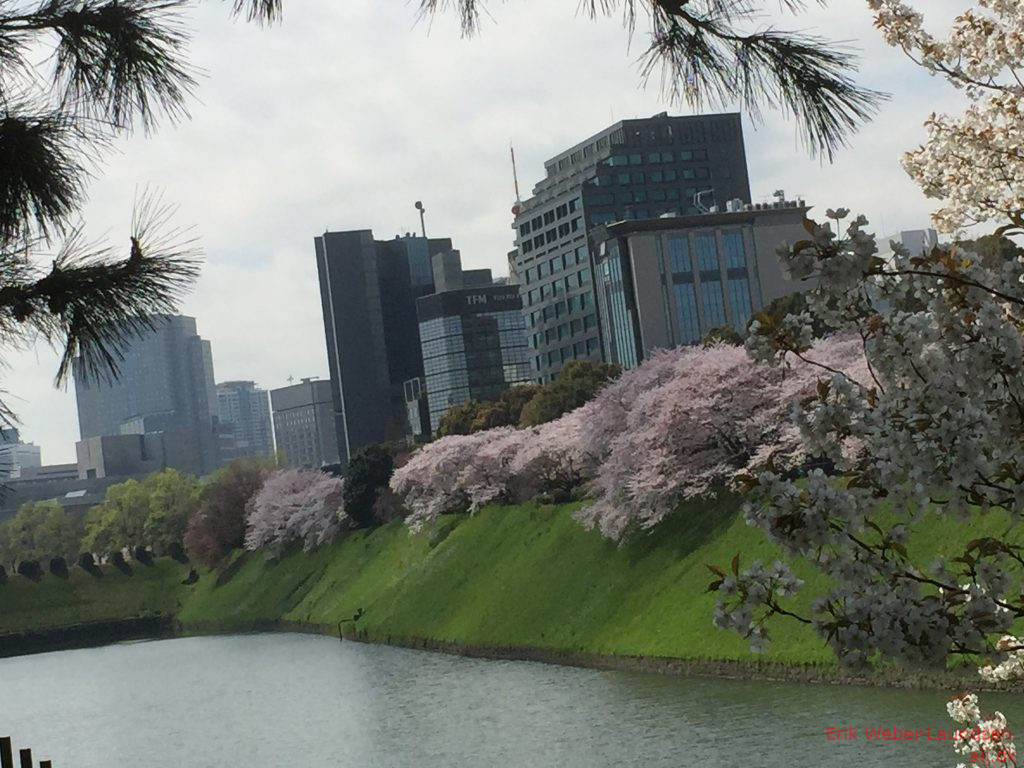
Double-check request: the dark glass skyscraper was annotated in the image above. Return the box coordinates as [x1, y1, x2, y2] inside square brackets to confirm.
[72, 314, 221, 476]
[511, 112, 752, 382]
[315, 230, 454, 466]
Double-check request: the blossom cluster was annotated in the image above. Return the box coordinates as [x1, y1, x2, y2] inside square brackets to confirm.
[868, 0, 1024, 231]
[390, 337, 867, 538]
[244, 468, 348, 556]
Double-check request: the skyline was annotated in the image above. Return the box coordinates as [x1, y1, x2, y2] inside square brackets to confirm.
[7, 0, 967, 463]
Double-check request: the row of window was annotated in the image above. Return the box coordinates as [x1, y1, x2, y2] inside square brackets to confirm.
[553, 138, 611, 173]
[519, 198, 581, 236]
[605, 149, 709, 167]
[524, 268, 592, 307]
[591, 167, 712, 188]
[520, 217, 582, 254]
[527, 290, 595, 326]
[523, 246, 588, 284]
[535, 337, 601, 370]
[529, 314, 598, 349]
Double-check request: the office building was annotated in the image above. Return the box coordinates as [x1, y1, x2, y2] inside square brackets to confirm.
[270, 378, 339, 469]
[511, 112, 752, 381]
[216, 380, 274, 459]
[76, 432, 196, 479]
[415, 253, 530, 434]
[590, 198, 810, 368]
[0, 428, 42, 479]
[315, 230, 455, 465]
[72, 314, 222, 476]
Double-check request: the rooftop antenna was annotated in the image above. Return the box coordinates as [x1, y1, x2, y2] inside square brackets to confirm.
[510, 143, 522, 217]
[693, 188, 714, 214]
[414, 201, 426, 238]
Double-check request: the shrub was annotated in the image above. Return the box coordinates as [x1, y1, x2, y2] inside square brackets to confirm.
[185, 457, 273, 567]
[110, 551, 133, 576]
[17, 560, 43, 581]
[78, 552, 102, 577]
[343, 445, 394, 529]
[133, 546, 154, 566]
[166, 541, 189, 563]
[49, 557, 69, 579]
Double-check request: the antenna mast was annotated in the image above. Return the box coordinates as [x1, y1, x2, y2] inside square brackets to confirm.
[510, 144, 522, 216]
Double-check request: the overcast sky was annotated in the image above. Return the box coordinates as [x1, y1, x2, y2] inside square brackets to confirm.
[9, 0, 967, 464]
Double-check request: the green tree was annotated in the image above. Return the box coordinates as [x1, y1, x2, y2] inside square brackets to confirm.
[184, 456, 274, 566]
[142, 468, 199, 553]
[700, 324, 744, 347]
[435, 401, 483, 437]
[81, 478, 152, 555]
[519, 361, 621, 427]
[342, 445, 394, 529]
[0, 500, 81, 567]
[470, 385, 541, 432]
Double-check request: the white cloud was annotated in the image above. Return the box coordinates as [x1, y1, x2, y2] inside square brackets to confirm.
[6, 0, 973, 463]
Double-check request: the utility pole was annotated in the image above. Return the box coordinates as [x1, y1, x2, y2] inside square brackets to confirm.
[414, 201, 426, 238]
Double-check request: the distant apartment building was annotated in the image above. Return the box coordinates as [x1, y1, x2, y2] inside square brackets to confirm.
[511, 112, 752, 382]
[270, 378, 339, 469]
[589, 198, 810, 368]
[72, 314, 222, 476]
[216, 380, 274, 459]
[415, 253, 531, 434]
[0, 427, 41, 479]
[315, 230, 456, 465]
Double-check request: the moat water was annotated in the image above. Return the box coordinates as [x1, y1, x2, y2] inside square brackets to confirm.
[1, 634, 1021, 767]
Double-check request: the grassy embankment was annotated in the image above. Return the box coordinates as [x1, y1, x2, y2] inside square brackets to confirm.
[1, 498, 1021, 670]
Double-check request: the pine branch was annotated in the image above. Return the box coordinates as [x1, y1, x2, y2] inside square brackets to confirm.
[0, 108, 94, 243]
[1, 0, 199, 132]
[228, 0, 281, 24]
[0, 193, 202, 386]
[418, 0, 883, 160]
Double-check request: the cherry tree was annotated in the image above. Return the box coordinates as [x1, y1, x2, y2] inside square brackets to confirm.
[577, 338, 868, 538]
[245, 469, 347, 555]
[706, 4, 1024, 763]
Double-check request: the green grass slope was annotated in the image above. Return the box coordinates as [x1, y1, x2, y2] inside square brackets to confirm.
[0, 559, 190, 633]
[6, 497, 1024, 667]
[177, 499, 830, 664]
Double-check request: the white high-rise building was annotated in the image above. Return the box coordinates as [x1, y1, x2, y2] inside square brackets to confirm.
[0, 428, 42, 479]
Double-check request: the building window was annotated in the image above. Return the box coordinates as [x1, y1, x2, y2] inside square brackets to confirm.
[701, 280, 727, 328]
[728, 278, 753, 331]
[723, 230, 746, 269]
[696, 233, 718, 272]
[673, 283, 701, 344]
[667, 236, 691, 274]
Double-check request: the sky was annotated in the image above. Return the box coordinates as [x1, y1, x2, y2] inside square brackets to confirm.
[8, 0, 968, 464]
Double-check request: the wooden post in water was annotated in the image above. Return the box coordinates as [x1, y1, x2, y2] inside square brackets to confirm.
[0, 737, 13, 768]
[17, 749, 31, 768]
[39, 761, 51, 768]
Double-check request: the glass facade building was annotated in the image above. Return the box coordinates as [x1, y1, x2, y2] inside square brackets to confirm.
[591, 202, 809, 368]
[511, 112, 752, 382]
[416, 288, 531, 433]
[72, 314, 222, 476]
[315, 230, 455, 467]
